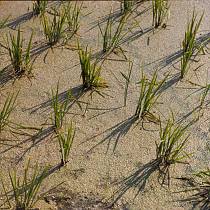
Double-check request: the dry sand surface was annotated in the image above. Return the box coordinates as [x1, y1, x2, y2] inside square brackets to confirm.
[0, 1, 210, 210]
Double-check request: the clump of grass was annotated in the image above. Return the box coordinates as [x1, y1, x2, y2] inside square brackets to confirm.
[2, 160, 47, 210]
[135, 70, 167, 123]
[41, 11, 67, 46]
[0, 92, 18, 133]
[51, 83, 72, 132]
[57, 122, 75, 166]
[121, 0, 135, 14]
[7, 28, 33, 75]
[98, 12, 130, 55]
[33, 0, 48, 16]
[152, 0, 169, 28]
[180, 11, 204, 79]
[78, 44, 107, 91]
[63, 2, 82, 37]
[156, 118, 191, 185]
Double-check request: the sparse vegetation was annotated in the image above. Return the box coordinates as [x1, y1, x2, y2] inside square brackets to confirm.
[78, 44, 107, 90]
[121, 0, 135, 14]
[2, 160, 47, 210]
[33, 0, 48, 16]
[98, 12, 130, 56]
[63, 2, 82, 38]
[0, 1, 210, 209]
[51, 83, 72, 132]
[135, 70, 167, 122]
[156, 117, 191, 185]
[41, 12, 67, 46]
[180, 11, 204, 79]
[57, 122, 75, 166]
[152, 0, 169, 28]
[0, 92, 18, 133]
[7, 28, 33, 75]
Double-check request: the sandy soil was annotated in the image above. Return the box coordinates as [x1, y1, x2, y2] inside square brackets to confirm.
[0, 1, 210, 210]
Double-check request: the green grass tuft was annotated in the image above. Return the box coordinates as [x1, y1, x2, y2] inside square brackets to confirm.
[63, 2, 82, 38]
[0, 92, 18, 133]
[98, 12, 130, 56]
[156, 117, 191, 185]
[121, 0, 135, 14]
[78, 43, 107, 91]
[33, 0, 48, 16]
[51, 83, 72, 132]
[152, 0, 169, 28]
[41, 12, 67, 46]
[1, 160, 47, 210]
[135, 70, 167, 122]
[180, 11, 204, 79]
[57, 122, 75, 166]
[7, 28, 33, 75]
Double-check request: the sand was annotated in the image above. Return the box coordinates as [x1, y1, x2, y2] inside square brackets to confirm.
[0, 1, 210, 209]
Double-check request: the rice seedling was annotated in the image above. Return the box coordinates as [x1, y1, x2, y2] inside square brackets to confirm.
[63, 2, 82, 38]
[156, 118, 191, 185]
[57, 122, 75, 166]
[98, 12, 130, 56]
[121, 0, 135, 14]
[121, 60, 133, 106]
[152, 0, 169, 28]
[41, 11, 67, 46]
[51, 83, 72, 132]
[135, 70, 167, 123]
[2, 160, 48, 210]
[0, 92, 18, 133]
[78, 43, 107, 91]
[33, 0, 48, 16]
[7, 28, 33, 75]
[180, 11, 204, 79]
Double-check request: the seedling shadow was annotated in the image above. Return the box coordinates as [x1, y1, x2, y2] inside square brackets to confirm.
[0, 65, 14, 86]
[177, 178, 210, 210]
[110, 158, 161, 206]
[27, 85, 84, 114]
[88, 116, 137, 154]
[157, 73, 180, 94]
[179, 187, 210, 210]
[0, 126, 54, 162]
[6, 11, 34, 29]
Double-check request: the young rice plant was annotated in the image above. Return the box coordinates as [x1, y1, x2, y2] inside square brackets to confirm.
[121, 0, 135, 14]
[135, 70, 167, 123]
[41, 12, 67, 46]
[180, 11, 204, 79]
[0, 92, 18, 133]
[152, 0, 169, 28]
[1, 160, 47, 210]
[63, 2, 82, 38]
[57, 122, 75, 166]
[33, 0, 48, 16]
[78, 44, 107, 90]
[7, 28, 33, 75]
[156, 118, 191, 185]
[98, 12, 130, 56]
[51, 84, 72, 132]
